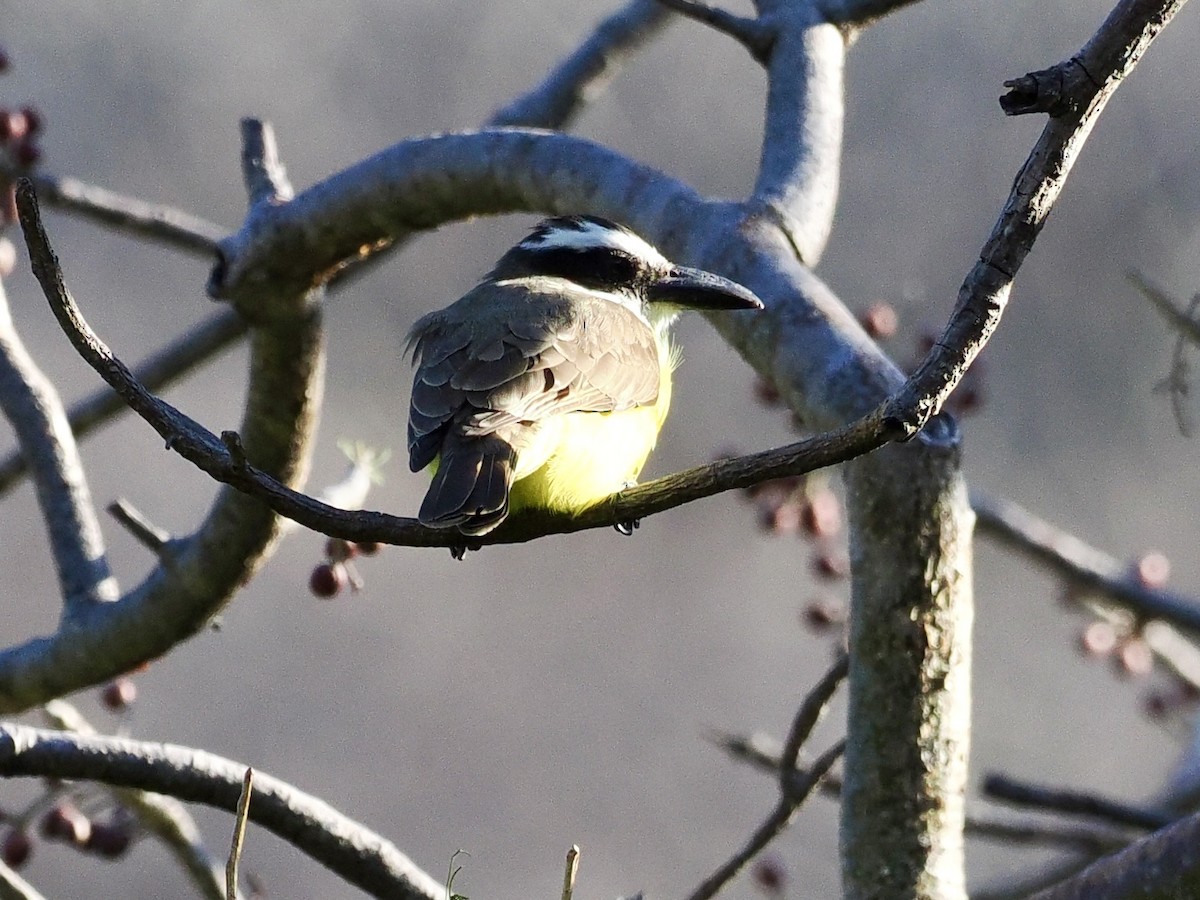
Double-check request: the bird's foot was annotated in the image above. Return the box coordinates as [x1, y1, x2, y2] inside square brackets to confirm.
[449, 541, 482, 561]
[614, 481, 640, 536]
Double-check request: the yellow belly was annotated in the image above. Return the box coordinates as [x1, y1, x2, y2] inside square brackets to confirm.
[508, 367, 673, 516]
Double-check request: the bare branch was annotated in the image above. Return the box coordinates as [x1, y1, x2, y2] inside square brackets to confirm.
[779, 652, 848, 777]
[16, 170, 222, 257]
[107, 498, 174, 556]
[1129, 270, 1200, 346]
[240, 119, 293, 206]
[684, 740, 845, 900]
[654, 0, 775, 61]
[1027, 807, 1200, 899]
[492, 0, 673, 128]
[749, 5, 844, 264]
[0, 307, 246, 499]
[812, 0, 925, 26]
[0, 862, 47, 900]
[885, 0, 1189, 438]
[983, 773, 1174, 832]
[972, 492, 1200, 639]
[0, 277, 118, 614]
[0, 723, 443, 900]
[42, 700, 228, 900]
[708, 728, 1132, 855]
[227, 769, 253, 900]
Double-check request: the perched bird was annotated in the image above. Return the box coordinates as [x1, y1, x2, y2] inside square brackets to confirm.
[406, 215, 762, 546]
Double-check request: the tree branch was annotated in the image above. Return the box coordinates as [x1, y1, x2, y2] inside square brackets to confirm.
[654, 0, 775, 61]
[812, 0, 925, 27]
[884, 0, 1189, 438]
[0, 137, 323, 713]
[492, 0, 673, 128]
[20, 189, 892, 548]
[14, 170, 223, 257]
[1027, 807, 1200, 899]
[983, 774, 1174, 832]
[972, 492, 1200, 639]
[0, 277, 118, 614]
[41, 700, 229, 900]
[0, 723, 443, 900]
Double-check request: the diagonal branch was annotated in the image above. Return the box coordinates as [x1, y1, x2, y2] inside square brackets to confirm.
[0, 277, 118, 614]
[972, 492, 1200, 638]
[654, 0, 775, 61]
[884, 0, 1190, 438]
[492, 0, 674, 128]
[0, 723, 443, 900]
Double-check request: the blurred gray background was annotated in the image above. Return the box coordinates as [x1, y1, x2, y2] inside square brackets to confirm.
[2, 0, 1199, 896]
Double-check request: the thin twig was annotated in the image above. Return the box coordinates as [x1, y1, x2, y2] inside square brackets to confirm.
[0, 722, 443, 900]
[683, 740, 845, 900]
[779, 652, 848, 779]
[561, 845, 580, 900]
[886, 0, 1189, 437]
[972, 492, 1200, 639]
[1129, 270, 1200, 435]
[17, 170, 223, 256]
[0, 861, 47, 900]
[654, 0, 774, 61]
[107, 499, 174, 556]
[227, 768, 253, 900]
[983, 774, 1174, 832]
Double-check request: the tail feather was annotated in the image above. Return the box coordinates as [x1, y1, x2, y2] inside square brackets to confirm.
[418, 435, 516, 536]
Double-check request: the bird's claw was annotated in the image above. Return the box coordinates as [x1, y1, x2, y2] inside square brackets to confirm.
[614, 519, 640, 537]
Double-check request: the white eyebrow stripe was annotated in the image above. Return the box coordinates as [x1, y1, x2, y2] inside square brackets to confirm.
[521, 220, 670, 267]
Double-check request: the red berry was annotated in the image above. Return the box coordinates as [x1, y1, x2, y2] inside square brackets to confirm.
[309, 562, 345, 598]
[2, 829, 31, 868]
[0, 110, 26, 142]
[761, 501, 802, 535]
[800, 489, 842, 539]
[1078, 621, 1118, 657]
[13, 140, 39, 167]
[859, 302, 899, 340]
[41, 802, 91, 846]
[325, 537, 357, 562]
[101, 677, 137, 711]
[753, 377, 781, 406]
[801, 598, 845, 633]
[1134, 552, 1170, 589]
[1115, 638, 1153, 678]
[813, 549, 850, 580]
[19, 106, 41, 136]
[0, 237, 15, 278]
[752, 854, 787, 895]
[86, 816, 133, 859]
[355, 541, 381, 556]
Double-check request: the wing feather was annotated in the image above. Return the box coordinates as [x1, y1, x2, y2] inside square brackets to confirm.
[406, 281, 661, 475]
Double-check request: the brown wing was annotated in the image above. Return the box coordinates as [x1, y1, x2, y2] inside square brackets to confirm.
[406, 279, 661, 474]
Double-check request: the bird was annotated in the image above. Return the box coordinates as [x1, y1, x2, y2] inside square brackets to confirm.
[405, 214, 763, 551]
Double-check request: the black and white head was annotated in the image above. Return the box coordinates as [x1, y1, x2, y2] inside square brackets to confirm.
[489, 215, 763, 328]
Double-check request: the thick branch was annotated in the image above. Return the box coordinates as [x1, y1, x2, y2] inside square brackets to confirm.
[750, 4, 844, 264]
[1028, 808, 1200, 899]
[0, 723, 442, 900]
[0, 278, 118, 613]
[885, 0, 1189, 438]
[0, 160, 322, 713]
[813, 0, 925, 26]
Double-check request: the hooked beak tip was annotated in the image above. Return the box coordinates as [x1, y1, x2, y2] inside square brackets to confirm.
[648, 266, 764, 311]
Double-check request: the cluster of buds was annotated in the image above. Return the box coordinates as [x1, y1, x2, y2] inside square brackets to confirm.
[0, 48, 44, 222]
[309, 537, 380, 599]
[2, 800, 136, 869]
